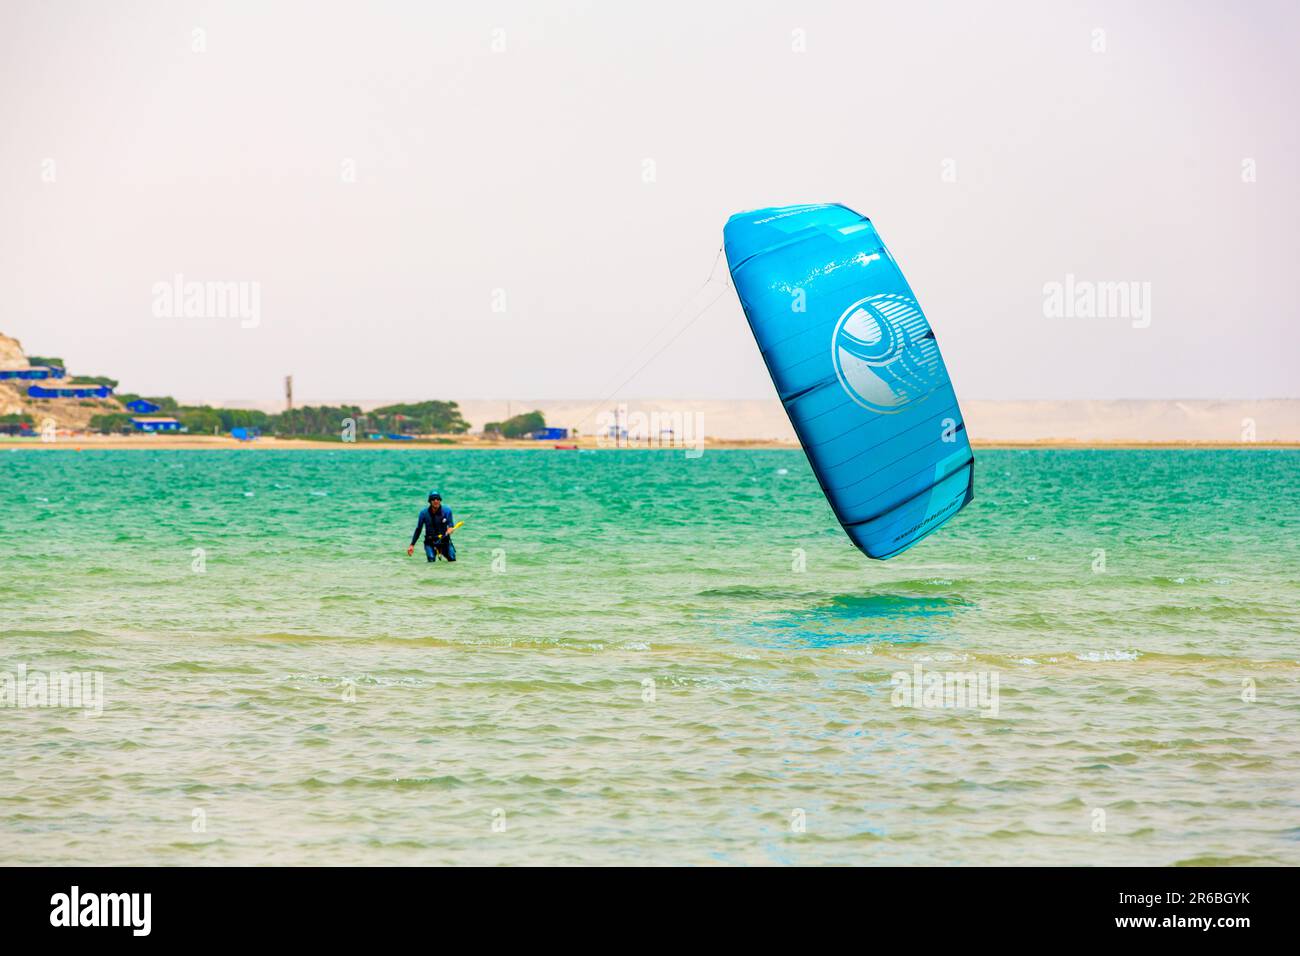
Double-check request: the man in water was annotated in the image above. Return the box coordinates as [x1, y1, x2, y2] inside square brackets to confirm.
[407, 491, 457, 562]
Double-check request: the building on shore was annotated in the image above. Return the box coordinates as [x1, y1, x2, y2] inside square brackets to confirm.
[27, 384, 113, 399]
[0, 366, 67, 381]
[130, 417, 181, 433]
[525, 427, 569, 440]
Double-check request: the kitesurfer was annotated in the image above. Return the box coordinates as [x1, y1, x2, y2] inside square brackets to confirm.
[407, 491, 457, 562]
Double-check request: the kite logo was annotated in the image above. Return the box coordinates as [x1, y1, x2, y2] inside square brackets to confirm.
[831, 293, 941, 413]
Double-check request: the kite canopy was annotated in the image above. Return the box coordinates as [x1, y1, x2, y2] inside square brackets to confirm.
[723, 204, 974, 559]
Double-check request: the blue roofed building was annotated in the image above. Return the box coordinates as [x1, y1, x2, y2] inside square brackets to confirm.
[131, 417, 181, 432]
[0, 365, 66, 381]
[126, 399, 161, 414]
[27, 384, 113, 399]
[525, 427, 569, 440]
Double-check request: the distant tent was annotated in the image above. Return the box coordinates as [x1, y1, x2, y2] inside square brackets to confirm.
[231, 427, 259, 441]
[525, 427, 569, 440]
[385, 433, 414, 441]
[126, 399, 161, 414]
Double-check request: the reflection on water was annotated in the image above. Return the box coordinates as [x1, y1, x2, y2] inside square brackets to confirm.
[745, 593, 973, 648]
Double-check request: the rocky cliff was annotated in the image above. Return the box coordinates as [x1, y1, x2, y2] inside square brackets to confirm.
[0, 331, 29, 371]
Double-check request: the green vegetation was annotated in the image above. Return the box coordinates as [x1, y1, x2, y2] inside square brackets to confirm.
[79, 390, 469, 439]
[68, 375, 119, 388]
[484, 410, 545, 438]
[272, 401, 468, 438]
[274, 405, 362, 437]
[178, 407, 223, 434]
[365, 401, 469, 435]
[26, 356, 64, 368]
[171, 405, 271, 434]
[219, 408, 270, 430]
[89, 413, 133, 433]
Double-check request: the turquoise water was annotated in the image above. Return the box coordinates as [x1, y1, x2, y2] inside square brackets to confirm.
[1, 447, 1298, 865]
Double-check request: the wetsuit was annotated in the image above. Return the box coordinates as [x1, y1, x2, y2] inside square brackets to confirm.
[412, 504, 456, 562]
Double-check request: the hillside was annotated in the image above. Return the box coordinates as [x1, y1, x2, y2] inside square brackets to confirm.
[0, 332, 125, 430]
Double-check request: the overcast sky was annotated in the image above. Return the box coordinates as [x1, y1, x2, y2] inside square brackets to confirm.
[2, 0, 1296, 404]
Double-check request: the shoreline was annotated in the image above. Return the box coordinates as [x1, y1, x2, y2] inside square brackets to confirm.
[4, 436, 1298, 451]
